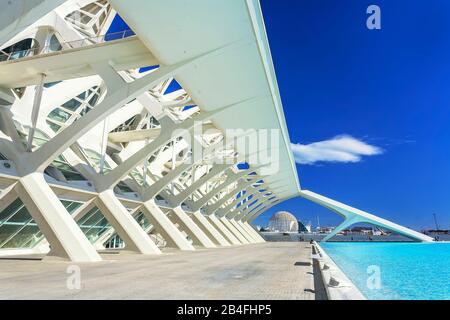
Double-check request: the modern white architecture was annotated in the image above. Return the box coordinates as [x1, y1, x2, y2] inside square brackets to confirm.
[268, 211, 298, 232]
[0, 0, 432, 262]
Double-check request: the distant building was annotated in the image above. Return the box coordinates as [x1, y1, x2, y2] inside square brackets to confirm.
[317, 226, 335, 234]
[298, 220, 311, 233]
[268, 211, 299, 232]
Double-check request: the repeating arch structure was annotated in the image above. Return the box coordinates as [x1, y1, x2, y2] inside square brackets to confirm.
[0, 0, 431, 261]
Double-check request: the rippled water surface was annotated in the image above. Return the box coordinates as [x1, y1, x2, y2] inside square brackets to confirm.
[320, 242, 450, 300]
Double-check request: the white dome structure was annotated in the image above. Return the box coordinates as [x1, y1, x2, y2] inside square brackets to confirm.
[268, 211, 299, 232]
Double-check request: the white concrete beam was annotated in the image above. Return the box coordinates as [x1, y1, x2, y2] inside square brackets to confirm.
[16, 172, 101, 262]
[299, 190, 433, 242]
[219, 217, 249, 244]
[141, 199, 195, 250]
[191, 211, 230, 246]
[171, 206, 216, 248]
[207, 215, 241, 245]
[239, 221, 265, 243]
[229, 218, 257, 243]
[96, 190, 161, 254]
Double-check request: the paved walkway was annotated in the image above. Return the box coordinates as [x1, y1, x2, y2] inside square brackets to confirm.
[0, 242, 326, 300]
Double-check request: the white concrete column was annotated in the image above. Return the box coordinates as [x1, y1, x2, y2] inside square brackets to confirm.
[205, 179, 261, 217]
[243, 198, 280, 222]
[208, 215, 241, 245]
[191, 211, 230, 246]
[96, 190, 161, 254]
[142, 199, 195, 250]
[229, 218, 257, 243]
[188, 170, 259, 212]
[16, 172, 101, 262]
[217, 188, 261, 218]
[24, 63, 183, 174]
[0, 183, 18, 212]
[220, 217, 249, 244]
[27, 74, 46, 151]
[171, 206, 216, 248]
[233, 198, 265, 221]
[167, 164, 231, 207]
[240, 221, 265, 242]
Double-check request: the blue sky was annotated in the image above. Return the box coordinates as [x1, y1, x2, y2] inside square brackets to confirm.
[253, 0, 450, 230]
[109, 2, 450, 231]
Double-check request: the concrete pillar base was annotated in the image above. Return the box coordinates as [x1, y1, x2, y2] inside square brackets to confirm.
[142, 200, 195, 251]
[229, 219, 256, 243]
[241, 221, 265, 243]
[220, 217, 250, 244]
[172, 207, 216, 248]
[96, 190, 161, 254]
[16, 172, 101, 262]
[192, 211, 230, 246]
[208, 215, 241, 245]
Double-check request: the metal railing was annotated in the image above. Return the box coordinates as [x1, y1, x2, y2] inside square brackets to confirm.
[0, 30, 135, 62]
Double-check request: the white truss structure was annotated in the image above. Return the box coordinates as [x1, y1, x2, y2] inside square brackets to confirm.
[0, 0, 431, 262]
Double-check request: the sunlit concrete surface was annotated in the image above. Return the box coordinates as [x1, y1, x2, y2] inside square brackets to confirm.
[0, 242, 325, 300]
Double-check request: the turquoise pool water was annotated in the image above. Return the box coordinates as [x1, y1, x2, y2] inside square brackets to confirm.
[320, 242, 450, 300]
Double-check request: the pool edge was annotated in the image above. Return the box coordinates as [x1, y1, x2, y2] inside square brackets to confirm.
[313, 241, 367, 300]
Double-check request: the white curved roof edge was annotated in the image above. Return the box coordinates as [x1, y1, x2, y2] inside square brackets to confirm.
[245, 0, 301, 193]
[108, 0, 301, 202]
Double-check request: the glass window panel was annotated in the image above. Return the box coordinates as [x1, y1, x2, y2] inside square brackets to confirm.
[46, 120, 61, 133]
[83, 218, 109, 242]
[21, 230, 43, 248]
[44, 81, 61, 88]
[60, 200, 83, 214]
[76, 207, 97, 225]
[6, 207, 32, 224]
[0, 198, 23, 224]
[134, 212, 151, 230]
[88, 93, 99, 106]
[116, 182, 133, 193]
[0, 224, 23, 245]
[104, 233, 125, 249]
[61, 99, 82, 112]
[48, 108, 72, 122]
[48, 35, 62, 52]
[79, 106, 91, 116]
[99, 12, 107, 26]
[83, 3, 101, 15]
[51, 161, 86, 181]
[77, 91, 88, 100]
[2, 224, 41, 248]
[78, 209, 103, 227]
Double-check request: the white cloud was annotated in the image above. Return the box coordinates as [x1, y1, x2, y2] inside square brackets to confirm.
[291, 135, 383, 165]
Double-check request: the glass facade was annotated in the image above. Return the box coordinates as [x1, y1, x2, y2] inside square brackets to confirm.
[46, 86, 102, 134]
[46, 155, 86, 181]
[76, 206, 111, 243]
[104, 234, 124, 249]
[0, 199, 82, 249]
[103, 211, 152, 249]
[0, 198, 144, 250]
[84, 149, 112, 174]
[0, 38, 39, 62]
[65, 0, 112, 37]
